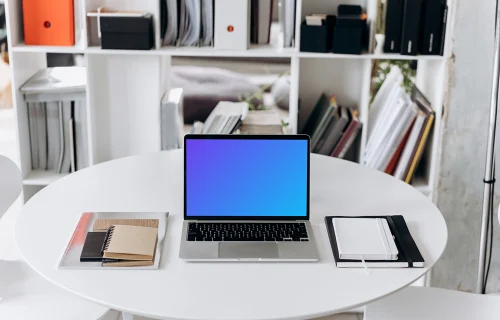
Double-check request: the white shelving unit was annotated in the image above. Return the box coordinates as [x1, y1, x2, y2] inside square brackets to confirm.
[5, 0, 454, 201]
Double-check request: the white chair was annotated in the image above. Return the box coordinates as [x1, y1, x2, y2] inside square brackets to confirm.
[364, 286, 500, 320]
[0, 155, 114, 320]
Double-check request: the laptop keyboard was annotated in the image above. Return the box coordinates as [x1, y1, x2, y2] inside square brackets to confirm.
[187, 222, 309, 242]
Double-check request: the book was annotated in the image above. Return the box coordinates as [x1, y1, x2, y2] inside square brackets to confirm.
[375, 101, 417, 171]
[163, 0, 178, 45]
[80, 232, 107, 262]
[93, 219, 160, 232]
[401, 86, 435, 182]
[308, 95, 338, 150]
[393, 112, 427, 180]
[102, 225, 158, 262]
[46, 102, 61, 171]
[202, 101, 248, 134]
[281, 0, 296, 47]
[365, 88, 409, 168]
[325, 215, 425, 268]
[257, 0, 273, 44]
[314, 103, 340, 153]
[102, 259, 154, 267]
[302, 93, 331, 136]
[200, 0, 214, 46]
[250, 0, 259, 43]
[317, 106, 351, 155]
[74, 100, 89, 171]
[28, 103, 39, 169]
[385, 119, 415, 175]
[405, 112, 434, 183]
[383, 0, 404, 53]
[332, 218, 399, 260]
[35, 103, 48, 170]
[60, 104, 73, 173]
[400, 0, 424, 55]
[331, 109, 362, 159]
[419, 0, 446, 55]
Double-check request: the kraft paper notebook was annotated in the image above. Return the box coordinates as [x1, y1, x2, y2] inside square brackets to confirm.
[93, 219, 159, 232]
[59, 212, 168, 270]
[102, 225, 158, 261]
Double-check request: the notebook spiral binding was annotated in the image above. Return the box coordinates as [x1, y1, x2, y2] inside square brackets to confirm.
[101, 225, 116, 253]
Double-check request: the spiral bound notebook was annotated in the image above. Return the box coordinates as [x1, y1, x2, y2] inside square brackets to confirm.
[102, 225, 158, 261]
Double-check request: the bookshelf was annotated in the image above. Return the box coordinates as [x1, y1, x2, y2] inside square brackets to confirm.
[5, 0, 454, 201]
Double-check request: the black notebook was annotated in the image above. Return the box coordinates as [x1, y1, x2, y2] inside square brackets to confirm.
[325, 215, 425, 268]
[80, 232, 107, 262]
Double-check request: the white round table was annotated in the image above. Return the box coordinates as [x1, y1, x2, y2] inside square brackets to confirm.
[16, 150, 447, 320]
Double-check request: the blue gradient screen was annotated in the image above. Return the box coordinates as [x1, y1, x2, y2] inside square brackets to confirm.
[185, 138, 308, 217]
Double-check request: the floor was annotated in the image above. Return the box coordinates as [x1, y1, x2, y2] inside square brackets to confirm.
[0, 107, 363, 320]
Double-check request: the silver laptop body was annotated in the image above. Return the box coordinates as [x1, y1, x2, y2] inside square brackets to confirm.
[179, 134, 319, 262]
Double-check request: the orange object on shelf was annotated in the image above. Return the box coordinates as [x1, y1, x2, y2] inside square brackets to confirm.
[22, 0, 75, 46]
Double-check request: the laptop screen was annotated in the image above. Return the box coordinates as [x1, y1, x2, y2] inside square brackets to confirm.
[184, 135, 309, 219]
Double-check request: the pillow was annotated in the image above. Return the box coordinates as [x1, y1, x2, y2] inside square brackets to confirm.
[171, 66, 261, 123]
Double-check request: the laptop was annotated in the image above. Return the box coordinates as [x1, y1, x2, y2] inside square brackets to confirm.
[180, 134, 319, 261]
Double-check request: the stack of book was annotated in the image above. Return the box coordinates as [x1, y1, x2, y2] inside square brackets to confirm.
[80, 218, 159, 267]
[238, 110, 284, 134]
[364, 66, 434, 183]
[301, 94, 362, 159]
[190, 101, 285, 135]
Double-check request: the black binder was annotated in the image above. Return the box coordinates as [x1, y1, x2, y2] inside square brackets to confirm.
[400, 0, 424, 55]
[383, 0, 404, 53]
[419, 0, 446, 55]
[325, 215, 425, 268]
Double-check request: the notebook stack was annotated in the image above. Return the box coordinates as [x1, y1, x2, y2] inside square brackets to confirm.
[80, 219, 159, 267]
[325, 215, 425, 268]
[302, 94, 362, 161]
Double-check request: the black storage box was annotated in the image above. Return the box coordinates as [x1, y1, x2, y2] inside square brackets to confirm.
[300, 16, 336, 53]
[332, 5, 366, 55]
[100, 14, 154, 50]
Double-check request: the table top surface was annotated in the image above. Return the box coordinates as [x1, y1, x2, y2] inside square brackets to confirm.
[16, 150, 447, 320]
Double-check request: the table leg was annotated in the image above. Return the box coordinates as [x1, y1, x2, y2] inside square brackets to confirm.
[122, 312, 135, 320]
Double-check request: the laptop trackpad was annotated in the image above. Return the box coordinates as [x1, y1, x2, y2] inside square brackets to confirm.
[218, 242, 279, 259]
